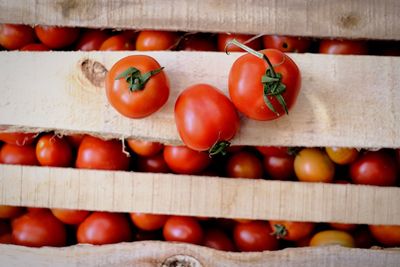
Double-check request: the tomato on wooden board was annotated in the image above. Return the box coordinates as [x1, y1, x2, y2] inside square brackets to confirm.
[36, 134, 73, 167]
[294, 148, 335, 183]
[218, 33, 261, 52]
[325, 147, 359, 165]
[20, 43, 50, 51]
[255, 146, 289, 157]
[34, 26, 80, 49]
[75, 136, 130, 171]
[127, 139, 163, 157]
[319, 39, 368, 55]
[130, 213, 169, 231]
[0, 205, 25, 219]
[262, 35, 312, 53]
[163, 216, 203, 245]
[77, 212, 132, 245]
[0, 143, 38, 165]
[368, 225, 400, 247]
[12, 209, 66, 247]
[136, 30, 180, 51]
[350, 150, 397, 186]
[136, 152, 170, 173]
[329, 223, 357, 232]
[226, 151, 263, 179]
[100, 34, 135, 51]
[203, 228, 236, 251]
[76, 29, 109, 51]
[234, 221, 279, 252]
[66, 134, 85, 149]
[309, 230, 354, 247]
[263, 154, 295, 180]
[0, 24, 35, 50]
[269, 221, 315, 241]
[163, 145, 210, 175]
[106, 55, 169, 118]
[51, 209, 90, 225]
[0, 132, 36, 146]
[179, 33, 217, 51]
[174, 84, 240, 152]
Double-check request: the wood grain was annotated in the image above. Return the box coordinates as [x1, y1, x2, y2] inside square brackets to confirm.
[1, 165, 399, 225]
[0, 0, 399, 40]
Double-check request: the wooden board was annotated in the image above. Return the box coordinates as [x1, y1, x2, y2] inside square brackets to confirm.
[0, 51, 399, 148]
[0, 242, 399, 267]
[0, 0, 399, 40]
[1, 164, 399, 225]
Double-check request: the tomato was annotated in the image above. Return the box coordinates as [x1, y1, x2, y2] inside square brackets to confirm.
[269, 221, 315, 241]
[75, 136, 130, 170]
[36, 134, 73, 167]
[34, 26, 80, 49]
[163, 145, 211, 174]
[226, 151, 263, 179]
[106, 55, 169, 118]
[66, 134, 85, 149]
[319, 39, 368, 55]
[203, 228, 235, 251]
[179, 33, 217, 51]
[218, 33, 261, 52]
[309, 230, 354, 247]
[368, 225, 400, 247]
[0, 143, 38, 165]
[263, 154, 295, 180]
[325, 147, 359, 165]
[350, 150, 397, 186]
[233, 221, 279, 252]
[255, 146, 289, 157]
[262, 35, 312, 53]
[229, 48, 301, 120]
[0, 132, 36, 145]
[329, 223, 357, 232]
[0, 24, 35, 50]
[51, 208, 90, 225]
[0, 205, 24, 219]
[294, 148, 335, 183]
[136, 30, 180, 51]
[134, 230, 162, 241]
[77, 212, 132, 245]
[136, 153, 170, 173]
[130, 213, 169, 231]
[76, 29, 109, 51]
[353, 226, 375, 248]
[27, 207, 48, 214]
[100, 34, 135, 51]
[12, 209, 66, 247]
[175, 84, 240, 152]
[20, 43, 50, 51]
[0, 220, 12, 244]
[163, 216, 203, 245]
[127, 139, 163, 157]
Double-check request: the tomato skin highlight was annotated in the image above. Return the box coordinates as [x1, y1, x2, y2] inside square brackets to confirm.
[163, 216, 203, 245]
[163, 145, 210, 175]
[34, 26, 80, 49]
[127, 139, 163, 157]
[136, 31, 179, 51]
[0, 24, 35, 50]
[368, 225, 400, 247]
[294, 148, 335, 183]
[36, 134, 73, 167]
[0, 143, 38, 166]
[234, 221, 279, 252]
[174, 84, 240, 151]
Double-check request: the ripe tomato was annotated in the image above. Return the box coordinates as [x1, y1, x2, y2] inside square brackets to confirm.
[226, 151, 263, 179]
[0, 143, 38, 165]
[130, 213, 169, 231]
[163, 216, 203, 245]
[136, 153, 170, 173]
[106, 55, 169, 118]
[218, 33, 261, 52]
[0, 24, 35, 50]
[179, 33, 217, 51]
[77, 212, 132, 245]
[229, 48, 301, 120]
[294, 148, 335, 183]
[100, 34, 135, 51]
[203, 228, 235, 251]
[269, 221, 315, 241]
[66, 134, 85, 149]
[233, 221, 279, 252]
[0, 132, 36, 145]
[0, 220, 12, 244]
[51, 208, 90, 225]
[76, 29, 109, 51]
[12, 209, 66, 247]
[255, 146, 289, 157]
[263, 154, 295, 180]
[329, 223, 357, 232]
[136, 30, 180, 51]
[309, 230, 354, 247]
[20, 43, 50, 51]
[325, 147, 359, 165]
[174, 84, 240, 152]
[34, 26, 80, 49]
[0, 205, 24, 219]
[350, 150, 397, 186]
[262, 35, 312, 53]
[368, 225, 400, 247]
[75, 136, 130, 170]
[36, 134, 73, 167]
[319, 39, 368, 55]
[353, 226, 375, 248]
[127, 139, 163, 157]
[163, 145, 210, 174]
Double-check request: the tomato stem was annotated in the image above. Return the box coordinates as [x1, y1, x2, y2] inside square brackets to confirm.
[270, 224, 287, 239]
[209, 141, 230, 157]
[115, 66, 164, 92]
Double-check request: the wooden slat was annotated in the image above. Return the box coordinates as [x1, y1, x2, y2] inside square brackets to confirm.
[0, 0, 399, 40]
[0, 51, 399, 148]
[1, 165, 399, 225]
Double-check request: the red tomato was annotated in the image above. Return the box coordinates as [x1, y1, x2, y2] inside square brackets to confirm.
[163, 216, 203, 245]
[294, 148, 335, 183]
[175, 84, 240, 152]
[325, 147, 359, 165]
[136, 31, 180, 51]
[27, 207, 48, 214]
[329, 223, 357, 232]
[218, 33, 261, 52]
[76, 29, 109, 51]
[136, 153, 170, 173]
[368, 225, 400, 247]
[34, 26, 80, 49]
[263, 35, 312, 53]
[130, 213, 169, 231]
[0, 143, 38, 165]
[66, 134, 85, 149]
[256, 146, 289, 157]
[100, 34, 135, 51]
[263, 154, 295, 180]
[319, 39, 368, 55]
[36, 134, 73, 167]
[0, 220, 12, 244]
[12, 209, 66, 247]
[127, 139, 163, 157]
[106, 55, 169, 118]
[203, 228, 235, 251]
[51, 208, 90, 225]
[20, 43, 50, 51]
[77, 212, 132, 245]
[234, 221, 279, 252]
[269, 221, 315, 241]
[0, 24, 35, 50]
[229, 48, 301, 120]
[0, 132, 36, 145]
[350, 150, 397, 186]
[180, 33, 217, 51]
[0, 205, 24, 219]
[353, 226, 375, 248]
[163, 145, 211, 174]
[75, 136, 130, 170]
[226, 151, 263, 179]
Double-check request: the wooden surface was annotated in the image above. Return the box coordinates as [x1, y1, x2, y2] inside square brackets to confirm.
[1, 164, 399, 225]
[0, 0, 399, 40]
[0, 51, 399, 148]
[0, 242, 399, 267]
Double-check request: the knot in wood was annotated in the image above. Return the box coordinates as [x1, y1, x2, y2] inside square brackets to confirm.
[79, 59, 107, 88]
[161, 255, 203, 267]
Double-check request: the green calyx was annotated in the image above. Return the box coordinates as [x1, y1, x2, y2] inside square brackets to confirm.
[115, 66, 164, 91]
[209, 141, 231, 157]
[270, 224, 288, 239]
